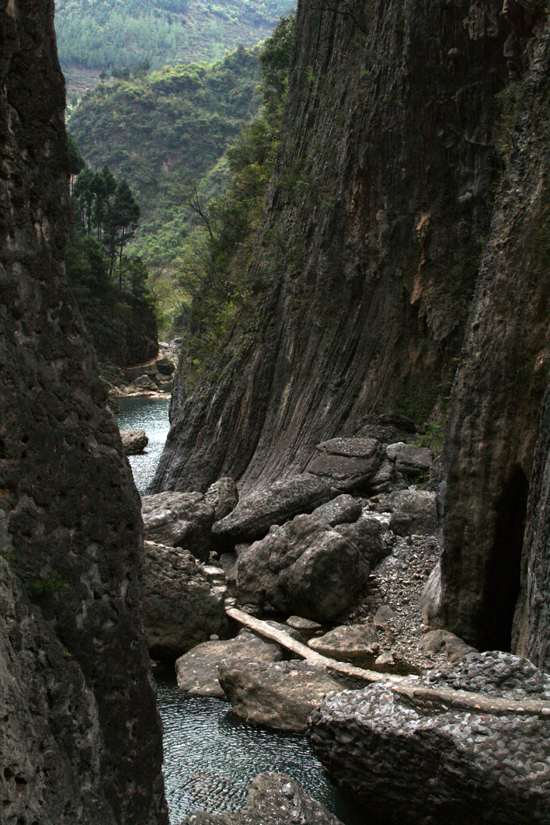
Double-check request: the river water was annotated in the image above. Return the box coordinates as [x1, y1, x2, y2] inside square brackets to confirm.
[117, 396, 371, 825]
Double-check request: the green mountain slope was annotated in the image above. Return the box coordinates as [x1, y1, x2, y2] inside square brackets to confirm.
[68, 46, 262, 282]
[55, 0, 294, 72]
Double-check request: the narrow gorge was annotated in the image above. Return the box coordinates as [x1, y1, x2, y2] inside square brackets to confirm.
[2, 1, 550, 824]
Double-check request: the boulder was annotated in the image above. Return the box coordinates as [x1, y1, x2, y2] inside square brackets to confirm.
[180, 773, 344, 825]
[286, 615, 323, 633]
[308, 624, 380, 664]
[142, 541, 228, 659]
[333, 515, 386, 565]
[305, 438, 385, 492]
[175, 629, 283, 699]
[386, 442, 434, 479]
[309, 652, 550, 825]
[155, 357, 176, 376]
[130, 374, 158, 390]
[373, 489, 437, 536]
[120, 428, 148, 454]
[204, 477, 239, 521]
[218, 660, 343, 732]
[420, 629, 476, 664]
[211, 474, 336, 548]
[311, 494, 362, 526]
[141, 491, 215, 561]
[236, 514, 371, 623]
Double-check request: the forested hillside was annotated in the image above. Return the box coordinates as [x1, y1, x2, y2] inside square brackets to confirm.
[55, 0, 293, 78]
[69, 45, 262, 302]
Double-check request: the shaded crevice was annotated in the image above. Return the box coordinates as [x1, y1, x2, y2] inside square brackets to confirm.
[480, 466, 529, 652]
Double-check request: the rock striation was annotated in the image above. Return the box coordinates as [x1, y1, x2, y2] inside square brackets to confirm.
[0, 3, 167, 822]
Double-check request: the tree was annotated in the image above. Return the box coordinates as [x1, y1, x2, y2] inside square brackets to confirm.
[103, 179, 141, 282]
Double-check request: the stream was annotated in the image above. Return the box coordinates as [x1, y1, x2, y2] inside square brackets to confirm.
[117, 395, 371, 825]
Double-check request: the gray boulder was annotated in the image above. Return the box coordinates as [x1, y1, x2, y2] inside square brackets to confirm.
[204, 477, 239, 520]
[420, 629, 477, 664]
[333, 515, 386, 565]
[373, 489, 437, 536]
[211, 474, 336, 549]
[218, 659, 343, 732]
[175, 629, 283, 699]
[236, 514, 370, 623]
[308, 624, 380, 664]
[311, 494, 362, 526]
[180, 773, 344, 825]
[120, 429, 148, 454]
[141, 491, 215, 561]
[309, 651, 550, 825]
[142, 541, 228, 659]
[306, 437, 384, 491]
[386, 442, 434, 479]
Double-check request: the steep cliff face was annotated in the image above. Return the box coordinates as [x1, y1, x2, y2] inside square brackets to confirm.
[153, 0, 509, 495]
[0, 3, 167, 823]
[437, 15, 550, 654]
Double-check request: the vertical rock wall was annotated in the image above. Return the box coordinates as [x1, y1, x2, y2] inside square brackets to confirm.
[153, 0, 509, 495]
[438, 14, 550, 653]
[0, 2, 167, 823]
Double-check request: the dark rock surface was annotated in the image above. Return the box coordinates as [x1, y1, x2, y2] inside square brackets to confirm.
[437, 19, 550, 652]
[309, 652, 550, 825]
[332, 515, 386, 564]
[175, 629, 283, 698]
[218, 659, 342, 732]
[120, 429, 149, 454]
[211, 474, 336, 548]
[305, 437, 384, 491]
[0, 3, 167, 821]
[514, 381, 550, 670]
[142, 541, 228, 659]
[0, 557, 115, 824]
[180, 773, 343, 825]
[372, 489, 438, 537]
[141, 491, 215, 561]
[236, 514, 370, 622]
[151, 0, 509, 496]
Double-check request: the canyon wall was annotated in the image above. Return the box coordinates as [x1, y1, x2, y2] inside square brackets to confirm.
[0, 2, 167, 822]
[437, 12, 550, 656]
[153, 0, 510, 495]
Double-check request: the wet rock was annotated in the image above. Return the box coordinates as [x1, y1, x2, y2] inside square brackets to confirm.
[175, 630, 283, 699]
[205, 477, 239, 521]
[309, 652, 550, 825]
[211, 474, 336, 549]
[308, 624, 380, 663]
[219, 660, 343, 732]
[142, 541, 228, 659]
[180, 773, 344, 824]
[141, 492, 215, 561]
[306, 438, 385, 492]
[236, 514, 370, 623]
[120, 429, 148, 454]
[311, 494, 362, 526]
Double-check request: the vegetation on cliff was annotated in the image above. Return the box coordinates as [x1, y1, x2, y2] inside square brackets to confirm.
[55, 0, 294, 71]
[69, 45, 263, 296]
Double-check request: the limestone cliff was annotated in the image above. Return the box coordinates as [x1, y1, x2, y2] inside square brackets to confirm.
[153, 0, 510, 495]
[0, 2, 167, 823]
[437, 12, 550, 656]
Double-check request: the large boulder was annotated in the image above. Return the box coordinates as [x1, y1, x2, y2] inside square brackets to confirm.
[142, 541, 228, 659]
[311, 494, 362, 526]
[175, 629, 283, 699]
[309, 652, 550, 825]
[180, 773, 344, 825]
[211, 474, 336, 549]
[218, 660, 343, 732]
[236, 514, 371, 623]
[372, 489, 437, 537]
[333, 515, 386, 565]
[305, 438, 385, 492]
[386, 442, 434, 480]
[120, 429, 148, 454]
[141, 492, 215, 561]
